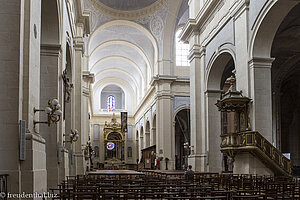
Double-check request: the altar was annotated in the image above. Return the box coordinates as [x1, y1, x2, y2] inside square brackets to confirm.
[103, 113, 126, 168]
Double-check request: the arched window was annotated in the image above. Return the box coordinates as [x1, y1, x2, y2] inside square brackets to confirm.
[176, 28, 189, 66]
[107, 95, 115, 111]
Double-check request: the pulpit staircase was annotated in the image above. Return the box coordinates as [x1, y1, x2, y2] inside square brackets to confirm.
[220, 131, 291, 176]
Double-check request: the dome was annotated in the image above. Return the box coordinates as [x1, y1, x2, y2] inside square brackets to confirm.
[88, 0, 167, 20]
[98, 0, 158, 11]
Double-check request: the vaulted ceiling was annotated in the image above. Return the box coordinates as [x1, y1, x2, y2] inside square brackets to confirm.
[88, 20, 158, 114]
[85, 0, 188, 115]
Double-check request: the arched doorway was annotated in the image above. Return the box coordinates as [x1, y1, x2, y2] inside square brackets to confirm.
[219, 57, 235, 172]
[105, 132, 124, 161]
[140, 127, 144, 150]
[206, 52, 235, 172]
[250, 0, 300, 142]
[152, 115, 156, 146]
[145, 121, 150, 148]
[174, 109, 190, 170]
[269, 3, 300, 172]
[136, 130, 139, 162]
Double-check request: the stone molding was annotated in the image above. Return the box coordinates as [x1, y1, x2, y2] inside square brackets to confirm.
[248, 57, 275, 69]
[173, 96, 190, 114]
[82, 71, 95, 83]
[74, 37, 85, 52]
[188, 44, 204, 60]
[87, 0, 167, 20]
[25, 133, 46, 144]
[40, 44, 62, 57]
[231, 0, 250, 20]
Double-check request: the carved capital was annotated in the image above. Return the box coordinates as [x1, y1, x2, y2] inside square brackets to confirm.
[82, 71, 95, 83]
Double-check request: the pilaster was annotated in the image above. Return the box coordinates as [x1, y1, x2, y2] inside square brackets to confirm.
[248, 57, 274, 142]
[188, 41, 208, 171]
[73, 31, 85, 175]
[40, 44, 62, 190]
[233, 0, 250, 97]
[155, 79, 174, 170]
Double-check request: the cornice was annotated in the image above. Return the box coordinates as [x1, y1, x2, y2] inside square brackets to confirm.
[40, 44, 62, 56]
[180, 0, 223, 43]
[74, 37, 85, 52]
[83, 71, 95, 83]
[248, 57, 275, 69]
[75, 0, 91, 34]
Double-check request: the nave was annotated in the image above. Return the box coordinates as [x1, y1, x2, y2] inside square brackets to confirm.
[51, 170, 300, 200]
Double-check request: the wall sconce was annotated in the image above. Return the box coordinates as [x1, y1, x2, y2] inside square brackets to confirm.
[34, 98, 62, 127]
[64, 129, 79, 143]
[184, 142, 194, 155]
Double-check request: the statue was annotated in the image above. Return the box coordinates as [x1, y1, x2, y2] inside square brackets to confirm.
[62, 69, 73, 103]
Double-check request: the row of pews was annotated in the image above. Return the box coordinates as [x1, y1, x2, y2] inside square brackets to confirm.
[50, 170, 300, 199]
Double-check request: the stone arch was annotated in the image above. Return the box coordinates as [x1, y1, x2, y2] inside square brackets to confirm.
[136, 129, 139, 161]
[207, 51, 236, 90]
[174, 108, 190, 170]
[206, 52, 236, 172]
[88, 20, 158, 59]
[250, 0, 299, 58]
[145, 121, 150, 148]
[100, 85, 125, 111]
[249, 1, 300, 150]
[152, 114, 157, 146]
[90, 40, 152, 74]
[92, 78, 136, 113]
[90, 55, 145, 82]
[95, 69, 139, 95]
[140, 126, 144, 150]
[41, 0, 60, 44]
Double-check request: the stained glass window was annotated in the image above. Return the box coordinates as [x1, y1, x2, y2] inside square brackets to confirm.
[107, 95, 115, 111]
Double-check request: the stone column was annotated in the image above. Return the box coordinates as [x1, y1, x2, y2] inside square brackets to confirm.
[40, 44, 62, 189]
[0, 0, 47, 196]
[73, 24, 85, 175]
[156, 79, 174, 170]
[188, 34, 207, 171]
[0, 0, 22, 194]
[248, 57, 274, 142]
[21, 0, 47, 196]
[83, 71, 94, 167]
[205, 90, 222, 173]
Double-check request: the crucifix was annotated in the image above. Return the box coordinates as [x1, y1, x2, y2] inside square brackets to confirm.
[62, 68, 73, 119]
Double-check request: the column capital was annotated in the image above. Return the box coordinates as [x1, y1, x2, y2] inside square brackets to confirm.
[248, 57, 275, 69]
[82, 71, 95, 83]
[74, 37, 84, 52]
[188, 45, 205, 61]
[40, 44, 62, 56]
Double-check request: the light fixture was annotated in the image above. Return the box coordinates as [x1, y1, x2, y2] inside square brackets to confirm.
[83, 140, 94, 169]
[34, 98, 62, 127]
[64, 129, 79, 143]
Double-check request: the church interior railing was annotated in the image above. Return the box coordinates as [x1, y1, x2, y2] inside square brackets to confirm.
[220, 131, 291, 175]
